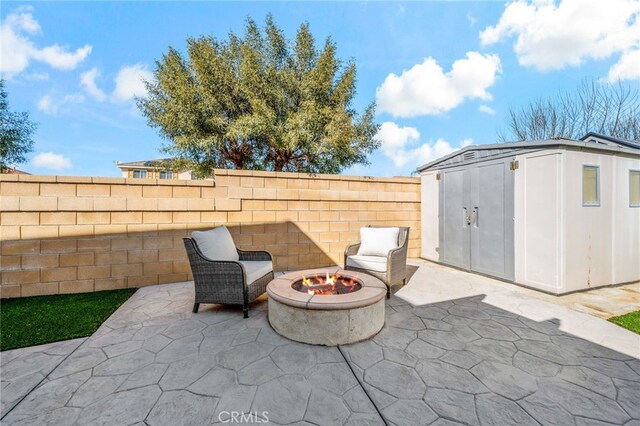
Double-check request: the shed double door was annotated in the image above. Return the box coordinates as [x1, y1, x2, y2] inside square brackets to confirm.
[439, 158, 514, 281]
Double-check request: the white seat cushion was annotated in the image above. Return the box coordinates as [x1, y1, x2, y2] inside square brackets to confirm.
[346, 255, 387, 272]
[357, 227, 399, 257]
[240, 261, 273, 284]
[192, 226, 239, 262]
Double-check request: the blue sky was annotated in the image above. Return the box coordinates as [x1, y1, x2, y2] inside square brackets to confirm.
[2, 1, 639, 177]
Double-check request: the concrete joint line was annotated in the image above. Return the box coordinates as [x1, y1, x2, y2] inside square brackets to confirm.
[337, 344, 389, 426]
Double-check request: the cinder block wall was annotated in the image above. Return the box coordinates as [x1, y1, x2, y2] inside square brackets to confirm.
[0, 169, 420, 298]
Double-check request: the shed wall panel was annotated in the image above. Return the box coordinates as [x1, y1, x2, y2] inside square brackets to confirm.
[563, 150, 615, 291]
[612, 156, 640, 284]
[421, 171, 439, 261]
[514, 151, 563, 293]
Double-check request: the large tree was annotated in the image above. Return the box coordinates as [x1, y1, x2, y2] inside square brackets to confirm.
[139, 16, 379, 177]
[0, 80, 37, 172]
[499, 80, 639, 143]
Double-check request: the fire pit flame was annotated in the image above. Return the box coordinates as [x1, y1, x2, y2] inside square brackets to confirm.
[293, 273, 362, 295]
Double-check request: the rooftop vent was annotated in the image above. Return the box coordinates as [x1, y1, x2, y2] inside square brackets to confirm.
[463, 151, 476, 161]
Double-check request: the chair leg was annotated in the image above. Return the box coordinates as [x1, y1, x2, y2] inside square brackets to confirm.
[192, 303, 200, 313]
[387, 287, 391, 299]
[243, 307, 249, 319]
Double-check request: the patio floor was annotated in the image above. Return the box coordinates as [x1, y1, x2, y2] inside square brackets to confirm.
[1, 262, 639, 425]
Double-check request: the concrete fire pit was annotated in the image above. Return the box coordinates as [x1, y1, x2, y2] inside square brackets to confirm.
[267, 268, 386, 346]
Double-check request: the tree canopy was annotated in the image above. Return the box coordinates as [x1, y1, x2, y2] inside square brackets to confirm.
[500, 80, 639, 143]
[138, 15, 379, 177]
[0, 80, 37, 172]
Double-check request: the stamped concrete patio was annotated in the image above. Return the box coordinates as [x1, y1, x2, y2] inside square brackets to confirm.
[1, 261, 639, 425]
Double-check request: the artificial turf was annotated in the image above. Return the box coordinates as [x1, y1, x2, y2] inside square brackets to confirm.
[1, 288, 137, 351]
[608, 310, 640, 335]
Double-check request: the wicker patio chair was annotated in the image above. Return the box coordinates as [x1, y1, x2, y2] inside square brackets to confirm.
[183, 237, 273, 318]
[344, 226, 410, 298]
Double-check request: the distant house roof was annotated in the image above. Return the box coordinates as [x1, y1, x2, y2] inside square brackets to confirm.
[579, 132, 640, 150]
[2, 167, 31, 175]
[115, 159, 174, 169]
[417, 133, 639, 173]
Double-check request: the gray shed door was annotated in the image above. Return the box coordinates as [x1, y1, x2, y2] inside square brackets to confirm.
[439, 158, 514, 281]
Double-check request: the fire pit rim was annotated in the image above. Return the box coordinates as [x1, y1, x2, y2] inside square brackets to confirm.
[267, 267, 386, 311]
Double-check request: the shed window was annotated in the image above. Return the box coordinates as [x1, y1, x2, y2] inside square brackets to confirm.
[582, 165, 600, 206]
[133, 169, 147, 178]
[160, 171, 173, 179]
[630, 170, 640, 207]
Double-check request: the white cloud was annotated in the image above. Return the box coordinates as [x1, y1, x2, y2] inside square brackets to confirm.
[606, 50, 640, 82]
[466, 11, 477, 26]
[479, 104, 496, 115]
[37, 93, 84, 115]
[376, 52, 502, 118]
[378, 122, 420, 166]
[32, 152, 73, 170]
[24, 71, 49, 81]
[480, 0, 640, 75]
[36, 94, 56, 114]
[460, 138, 474, 148]
[80, 67, 106, 101]
[0, 8, 91, 78]
[112, 63, 153, 102]
[376, 121, 472, 167]
[32, 44, 92, 70]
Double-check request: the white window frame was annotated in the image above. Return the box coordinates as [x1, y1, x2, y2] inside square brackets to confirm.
[630, 169, 640, 208]
[133, 169, 147, 179]
[582, 165, 600, 207]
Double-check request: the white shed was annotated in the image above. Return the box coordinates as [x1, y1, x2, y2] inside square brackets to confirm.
[418, 133, 640, 295]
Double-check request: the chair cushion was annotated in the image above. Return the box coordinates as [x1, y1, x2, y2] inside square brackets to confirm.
[357, 227, 399, 257]
[346, 255, 387, 272]
[191, 226, 239, 262]
[240, 260, 273, 284]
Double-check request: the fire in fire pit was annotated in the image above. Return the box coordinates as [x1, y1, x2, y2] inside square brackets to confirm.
[291, 273, 362, 295]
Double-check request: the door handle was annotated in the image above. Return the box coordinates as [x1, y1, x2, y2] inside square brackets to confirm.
[473, 207, 479, 227]
[463, 207, 470, 226]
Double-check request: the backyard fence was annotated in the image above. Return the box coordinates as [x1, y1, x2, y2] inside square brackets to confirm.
[0, 169, 420, 298]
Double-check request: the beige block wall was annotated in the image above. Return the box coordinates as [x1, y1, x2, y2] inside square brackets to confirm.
[0, 169, 421, 298]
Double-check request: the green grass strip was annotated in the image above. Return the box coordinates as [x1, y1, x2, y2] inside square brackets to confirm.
[608, 310, 640, 335]
[1, 288, 137, 351]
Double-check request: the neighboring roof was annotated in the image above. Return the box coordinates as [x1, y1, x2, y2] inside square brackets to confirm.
[417, 133, 639, 173]
[2, 168, 31, 175]
[579, 132, 640, 150]
[115, 159, 173, 169]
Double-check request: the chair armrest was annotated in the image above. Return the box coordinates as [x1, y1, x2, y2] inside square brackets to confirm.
[183, 238, 247, 286]
[200, 259, 246, 279]
[344, 243, 361, 268]
[386, 242, 409, 284]
[387, 227, 410, 266]
[344, 243, 361, 257]
[237, 248, 273, 262]
[387, 244, 408, 263]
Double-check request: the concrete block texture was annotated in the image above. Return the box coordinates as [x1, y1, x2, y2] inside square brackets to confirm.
[0, 170, 420, 297]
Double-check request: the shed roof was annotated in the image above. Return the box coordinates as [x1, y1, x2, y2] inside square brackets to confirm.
[417, 133, 639, 173]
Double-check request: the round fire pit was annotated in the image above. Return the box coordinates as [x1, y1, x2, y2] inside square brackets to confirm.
[267, 268, 386, 346]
